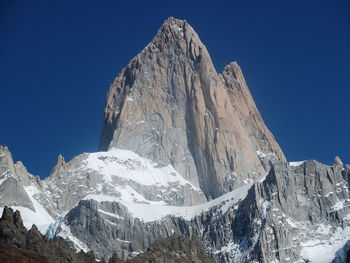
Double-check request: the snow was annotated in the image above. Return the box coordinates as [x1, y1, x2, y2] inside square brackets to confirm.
[300, 226, 350, 263]
[212, 241, 237, 254]
[324, 191, 334, 197]
[0, 186, 54, 234]
[331, 200, 346, 211]
[84, 148, 199, 189]
[24, 186, 55, 232]
[0, 174, 10, 186]
[285, 217, 298, 228]
[289, 161, 306, 167]
[56, 222, 90, 252]
[0, 204, 53, 234]
[46, 216, 63, 239]
[84, 183, 252, 222]
[256, 150, 276, 159]
[98, 209, 123, 219]
[135, 120, 145, 125]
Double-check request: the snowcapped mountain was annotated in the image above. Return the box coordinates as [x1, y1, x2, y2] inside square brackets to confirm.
[1, 17, 350, 263]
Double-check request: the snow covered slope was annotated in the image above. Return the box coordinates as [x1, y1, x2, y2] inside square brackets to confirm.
[41, 148, 207, 215]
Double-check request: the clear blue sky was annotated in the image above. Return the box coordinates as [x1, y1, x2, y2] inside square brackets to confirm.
[1, 0, 349, 178]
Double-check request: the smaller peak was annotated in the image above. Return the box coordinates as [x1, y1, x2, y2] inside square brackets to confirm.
[333, 156, 343, 168]
[49, 154, 66, 177]
[223, 61, 241, 72]
[57, 154, 65, 164]
[14, 210, 24, 228]
[159, 17, 188, 36]
[1, 206, 15, 221]
[0, 145, 10, 155]
[222, 61, 244, 81]
[15, 161, 24, 167]
[0, 144, 9, 150]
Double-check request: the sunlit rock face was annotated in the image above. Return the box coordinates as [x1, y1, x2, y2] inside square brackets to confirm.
[99, 17, 286, 200]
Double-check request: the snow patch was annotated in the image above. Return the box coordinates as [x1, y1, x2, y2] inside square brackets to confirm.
[56, 222, 90, 252]
[84, 148, 198, 189]
[0, 185, 54, 234]
[289, 161, 306, 167]
[300, 226, 350, 263]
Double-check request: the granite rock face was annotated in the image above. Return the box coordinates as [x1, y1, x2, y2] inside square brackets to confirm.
[99, 17, 286, 200]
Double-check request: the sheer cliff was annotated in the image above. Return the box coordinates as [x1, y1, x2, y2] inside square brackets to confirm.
[99, 17, 286, 200]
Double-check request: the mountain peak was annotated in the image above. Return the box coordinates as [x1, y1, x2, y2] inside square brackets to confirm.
[158, 17, 188, 37]
[144, 16, 206, 57]
[162, 16, 187, 27]
[99, 18, 286, 200]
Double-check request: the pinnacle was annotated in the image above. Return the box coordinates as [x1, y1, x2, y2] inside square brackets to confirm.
[57, 154, 65, 163]
[153, 17, 192, 42]
[223, 61, 240, 72]
[333, 156, 343, 168]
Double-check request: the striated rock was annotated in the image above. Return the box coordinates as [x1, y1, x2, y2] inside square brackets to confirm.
[99, 17, 286, 200]
[59, 183, 250, 260]
[59, 160, 350, 263]
[227, 160, 350, 262]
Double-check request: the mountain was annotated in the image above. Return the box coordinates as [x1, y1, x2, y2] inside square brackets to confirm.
[99, 17, 285, 200]
[1, 17, 349, 263]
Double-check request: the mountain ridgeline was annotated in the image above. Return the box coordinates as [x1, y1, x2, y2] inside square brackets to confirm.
[1, 17, 349, 263]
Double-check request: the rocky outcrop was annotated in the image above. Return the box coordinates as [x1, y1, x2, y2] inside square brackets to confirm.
[99, 17, 286, 200]
[334, 156, 344, 168]
[121, 234, 214, 263]
[0, 241, 48, 263]
[0, 206, 96, 263]
[0, 146, 38, 210]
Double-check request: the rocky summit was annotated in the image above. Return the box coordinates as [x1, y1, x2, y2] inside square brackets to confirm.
[99, 17, 285, 200]
[0, 17, 349, 263]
